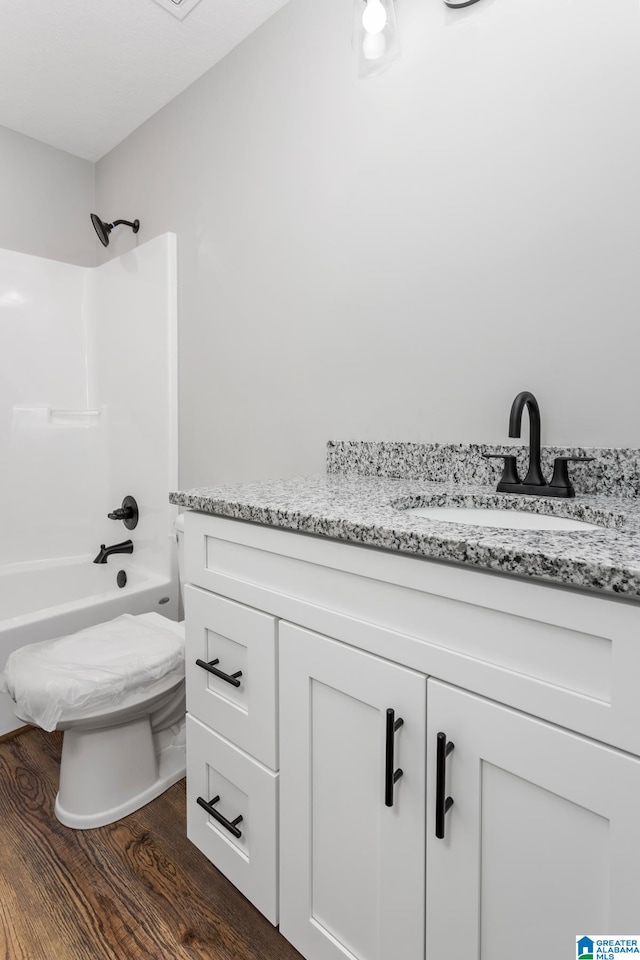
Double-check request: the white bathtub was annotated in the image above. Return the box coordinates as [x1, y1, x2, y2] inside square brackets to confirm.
[0, 556, 179, 735]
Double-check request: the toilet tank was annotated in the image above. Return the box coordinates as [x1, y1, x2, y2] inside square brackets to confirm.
[173, 513, 185, 605]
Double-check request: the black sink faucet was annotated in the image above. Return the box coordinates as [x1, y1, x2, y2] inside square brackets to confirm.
[484, 391, 593, 498]
[509, 391, 546, 487]
[93, 539, 134, 564]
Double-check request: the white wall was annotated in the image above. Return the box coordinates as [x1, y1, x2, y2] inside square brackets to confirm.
[0, 238, 177, 575]
[0, 125, 95, 266]
[96, 0, 640, 487]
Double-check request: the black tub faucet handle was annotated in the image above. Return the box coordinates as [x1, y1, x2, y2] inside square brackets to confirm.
[107, 495, 138, 530]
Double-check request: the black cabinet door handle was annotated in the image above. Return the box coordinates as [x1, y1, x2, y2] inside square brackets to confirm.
[435, 731, 455, 839]
[385, 707, 404, 807]
[196, 658, 243, 687]
[196, 795, 243, 838]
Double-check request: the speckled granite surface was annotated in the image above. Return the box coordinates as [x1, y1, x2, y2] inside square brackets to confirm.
[327, 441, 640, 497]
[170, 460, 640, 601]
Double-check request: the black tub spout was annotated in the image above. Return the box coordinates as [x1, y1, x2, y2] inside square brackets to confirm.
[93, 540, 134, 564]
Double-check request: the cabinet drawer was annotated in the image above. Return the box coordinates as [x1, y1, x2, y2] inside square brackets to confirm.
[186, 714, 279, 925]
[185, 584, 278, 769]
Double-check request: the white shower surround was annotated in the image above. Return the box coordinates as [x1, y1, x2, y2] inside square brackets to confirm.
[0, 234, 178, 735]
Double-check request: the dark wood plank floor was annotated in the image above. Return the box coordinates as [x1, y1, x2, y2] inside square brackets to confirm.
[0, 728, 304, 960]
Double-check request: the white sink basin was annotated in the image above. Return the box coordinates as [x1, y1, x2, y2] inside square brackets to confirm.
[405, 506, 601, 531]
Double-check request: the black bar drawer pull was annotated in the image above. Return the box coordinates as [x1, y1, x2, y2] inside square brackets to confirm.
[196, 795, 243, 838]
[435, 732, 455, 839]
[196, 658, 243, 687]
[385, 708, 404, 807]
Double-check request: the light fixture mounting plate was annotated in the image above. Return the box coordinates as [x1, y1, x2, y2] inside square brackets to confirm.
[150, 0, 205, 21]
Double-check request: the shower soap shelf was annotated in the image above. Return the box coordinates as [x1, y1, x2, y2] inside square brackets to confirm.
[12, 406, 101, 427]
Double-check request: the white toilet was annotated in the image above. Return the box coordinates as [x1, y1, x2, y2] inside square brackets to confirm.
[1, 515, 187, 830]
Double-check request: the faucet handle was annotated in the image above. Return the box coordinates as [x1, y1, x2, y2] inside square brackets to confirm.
[107, 495, 138, 530]
[108, 507, 131, 521]
[549, 456, 595, 497]
[482, 453, 520, 487]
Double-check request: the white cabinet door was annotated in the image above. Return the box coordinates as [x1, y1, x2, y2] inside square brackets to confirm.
[279, 622, 427, 960]
[426, 680, 640, 960]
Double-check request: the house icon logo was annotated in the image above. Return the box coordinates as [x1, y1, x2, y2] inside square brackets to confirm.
[577, 936, 594, 959]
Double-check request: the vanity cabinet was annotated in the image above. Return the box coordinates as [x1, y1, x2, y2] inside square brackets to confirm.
[182, 510, 640, 959]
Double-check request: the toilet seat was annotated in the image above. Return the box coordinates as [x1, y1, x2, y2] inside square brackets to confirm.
[3, 613, 185, 732]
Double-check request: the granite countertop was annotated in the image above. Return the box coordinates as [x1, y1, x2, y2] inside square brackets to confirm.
[170, 456, 640, 601]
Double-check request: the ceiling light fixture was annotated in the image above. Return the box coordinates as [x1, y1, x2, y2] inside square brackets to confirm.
[353, 0, 485, 79]
[353, 0, 400, 79]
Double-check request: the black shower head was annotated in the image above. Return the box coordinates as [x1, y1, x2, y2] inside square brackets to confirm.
[91, 213, 111, 247]
[90, 213, 140, 247]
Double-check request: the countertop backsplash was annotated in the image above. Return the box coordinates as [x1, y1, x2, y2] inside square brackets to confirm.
[326, 441, 640, 498]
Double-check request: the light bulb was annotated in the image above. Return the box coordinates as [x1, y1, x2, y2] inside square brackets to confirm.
[362, 0, 387, 35]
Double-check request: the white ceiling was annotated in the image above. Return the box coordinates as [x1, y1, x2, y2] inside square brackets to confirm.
[0, 0, 290, 162]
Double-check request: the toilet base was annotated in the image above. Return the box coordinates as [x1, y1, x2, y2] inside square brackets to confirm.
[54, 717, 186, 830]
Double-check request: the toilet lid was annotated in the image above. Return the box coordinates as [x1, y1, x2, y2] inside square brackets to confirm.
[1, 614, 185, 732]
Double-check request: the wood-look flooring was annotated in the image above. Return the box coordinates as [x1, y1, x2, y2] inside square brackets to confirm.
[0, 728, 303, 960]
